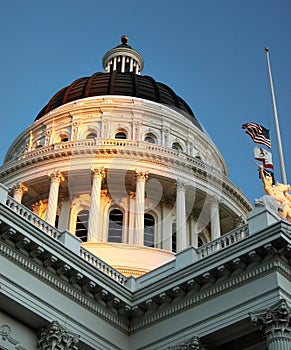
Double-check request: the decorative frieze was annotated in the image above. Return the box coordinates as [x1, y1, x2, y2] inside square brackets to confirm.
[37, 321, 79, 350]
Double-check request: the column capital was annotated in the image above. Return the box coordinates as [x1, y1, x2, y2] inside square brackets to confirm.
[135, 169, 149, 181]
[48, 171, 64, 184]
[91, 167, 106, 179]
[169, 335, 206, 349]
[250, 299, 291, 342]
[11, 182, 28, 195]
[37, 320, 79, 350]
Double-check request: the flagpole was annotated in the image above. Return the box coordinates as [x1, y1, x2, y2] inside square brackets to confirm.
[264, 47, 287, 184]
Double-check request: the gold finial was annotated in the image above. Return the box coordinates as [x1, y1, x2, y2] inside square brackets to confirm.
[265, 47, 269, 52]
[121, 35, 128, 45]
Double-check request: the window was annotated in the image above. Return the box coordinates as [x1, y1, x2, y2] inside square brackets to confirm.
[115, 131, 127, 139]
[172, 142, 182, 151]
[144, 213, 155, 247]
[86, 132, 97, 139]
[75, 210, 89, 242]
[108, 209, 123, 243]
[144, 133, 156, 144]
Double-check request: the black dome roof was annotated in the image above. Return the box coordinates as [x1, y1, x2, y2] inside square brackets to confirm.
[35, 71, 202, 131]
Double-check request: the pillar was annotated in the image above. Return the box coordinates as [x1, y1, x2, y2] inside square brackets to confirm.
[46, 171, 64, 226]
[12, 182, 28, 203]
[250, 299, 291, 350]
[209, 196, 221, 240]
[87, 168, 105, 242]
[58, 195, 70, 231]
[134, 170, 148, 245]
[37, 321, 79, 350]
[161, 201, 173, 251]
[176, 180, 187, 251]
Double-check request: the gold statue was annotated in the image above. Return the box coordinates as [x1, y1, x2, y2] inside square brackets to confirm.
[259, 165, 291, 222]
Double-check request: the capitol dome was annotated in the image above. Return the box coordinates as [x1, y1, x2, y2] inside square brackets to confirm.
[35, 37, 202, 131]
[0, 36, 252, 277]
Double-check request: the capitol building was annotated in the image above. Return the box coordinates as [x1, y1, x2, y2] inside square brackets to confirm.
[0, 36, 290, 350]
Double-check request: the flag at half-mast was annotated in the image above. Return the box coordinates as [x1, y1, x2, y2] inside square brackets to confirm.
[242, 122, 271, 148]
[253, 146, 274, 169]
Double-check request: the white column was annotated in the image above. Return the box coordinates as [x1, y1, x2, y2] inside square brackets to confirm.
[176, 180, 187, 251]
[12, 182, 28, 203]
[135, 64, 139, 74]
[121, 56, 126, 72]
[134, 170, 148, 245]
[88, 168, 105, 242]
[161, 201, 173, 251]
[58, 195, 70, 231]
[113, 57, 117, 71]
[190, 213, 199, 248]
[128, 191, 135, 244]
[130, 58, 133, 72]
[46, 171, 64, 226]
[209, 196, 221, 240]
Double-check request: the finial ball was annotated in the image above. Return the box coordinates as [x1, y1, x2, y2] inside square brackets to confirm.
[265, 47, 269, 52]
[121, 35, 129, 44]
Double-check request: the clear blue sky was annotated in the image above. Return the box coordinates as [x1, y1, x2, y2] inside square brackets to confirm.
[1, 0, 290, 204]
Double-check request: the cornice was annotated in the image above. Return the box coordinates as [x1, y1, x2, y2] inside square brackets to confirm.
[1, 203, 290, 335]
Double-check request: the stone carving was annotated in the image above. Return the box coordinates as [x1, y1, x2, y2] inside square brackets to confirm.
[169, 336, 206, 349]
[250, 299, 291, 347]
[0, 323, 29, 349]
[37, 321, 79, 350]
[258, 165, 291, 222]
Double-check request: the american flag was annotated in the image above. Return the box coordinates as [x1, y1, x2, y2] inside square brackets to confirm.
[242, 122, 271, 148]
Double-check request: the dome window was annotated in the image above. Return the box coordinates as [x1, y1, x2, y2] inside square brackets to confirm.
[115, 131, 127, 139]
[75, 209, 89, 242]
[86, 132, 97, 139]
[108, 209, 123, 243]
[144, 213, 155, 247]
[144, 134, 156, 144]
[172, 142, 182, 151]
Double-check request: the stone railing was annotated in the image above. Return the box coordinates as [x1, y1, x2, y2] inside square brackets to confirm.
[80, 247, 127, 285]
[5, 196, 61, 240]
[196, 224, 249, 259]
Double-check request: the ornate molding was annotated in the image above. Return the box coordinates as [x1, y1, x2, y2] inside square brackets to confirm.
[37, 321, 79, 350]
[0, 323, 29, 350]
[250, 299, 291, 344]
[169, 336, 206, 349]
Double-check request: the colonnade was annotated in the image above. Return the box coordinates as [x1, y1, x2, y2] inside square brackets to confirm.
[11, 169, 223, 251]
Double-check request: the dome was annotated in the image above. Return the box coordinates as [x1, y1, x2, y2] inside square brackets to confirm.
[35, 71, 202, 130]
[35, 36, 203, 131]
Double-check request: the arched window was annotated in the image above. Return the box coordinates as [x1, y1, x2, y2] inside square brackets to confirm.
[144, 133, 156, 144]
[86, 132, 97, 139]
[75, 209, 89, 242]
[172, 142, 182, 151]
[115, 131, 127, 139]
[144, 213, 155, 247]
[108, 209, 123, 243]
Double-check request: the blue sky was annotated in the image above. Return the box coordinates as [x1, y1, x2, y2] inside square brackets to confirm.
[1, 0, 290, 204]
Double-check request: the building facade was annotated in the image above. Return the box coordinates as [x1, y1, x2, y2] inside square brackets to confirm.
[0, 36, 290, 350]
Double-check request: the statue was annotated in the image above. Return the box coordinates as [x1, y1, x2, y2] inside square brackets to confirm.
[259, 165, 291, 222]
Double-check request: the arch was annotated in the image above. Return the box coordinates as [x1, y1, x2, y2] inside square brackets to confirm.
[75, 209, 89, 242]
[108, 208, 124, 243]
[144, 132, 157, 144]
[172, 142, 183, 151]
[115, 130, 127, 139]
[144, 213, 155, 247]
[86, 132, 97, 139]
[53, 131, 69, 143]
